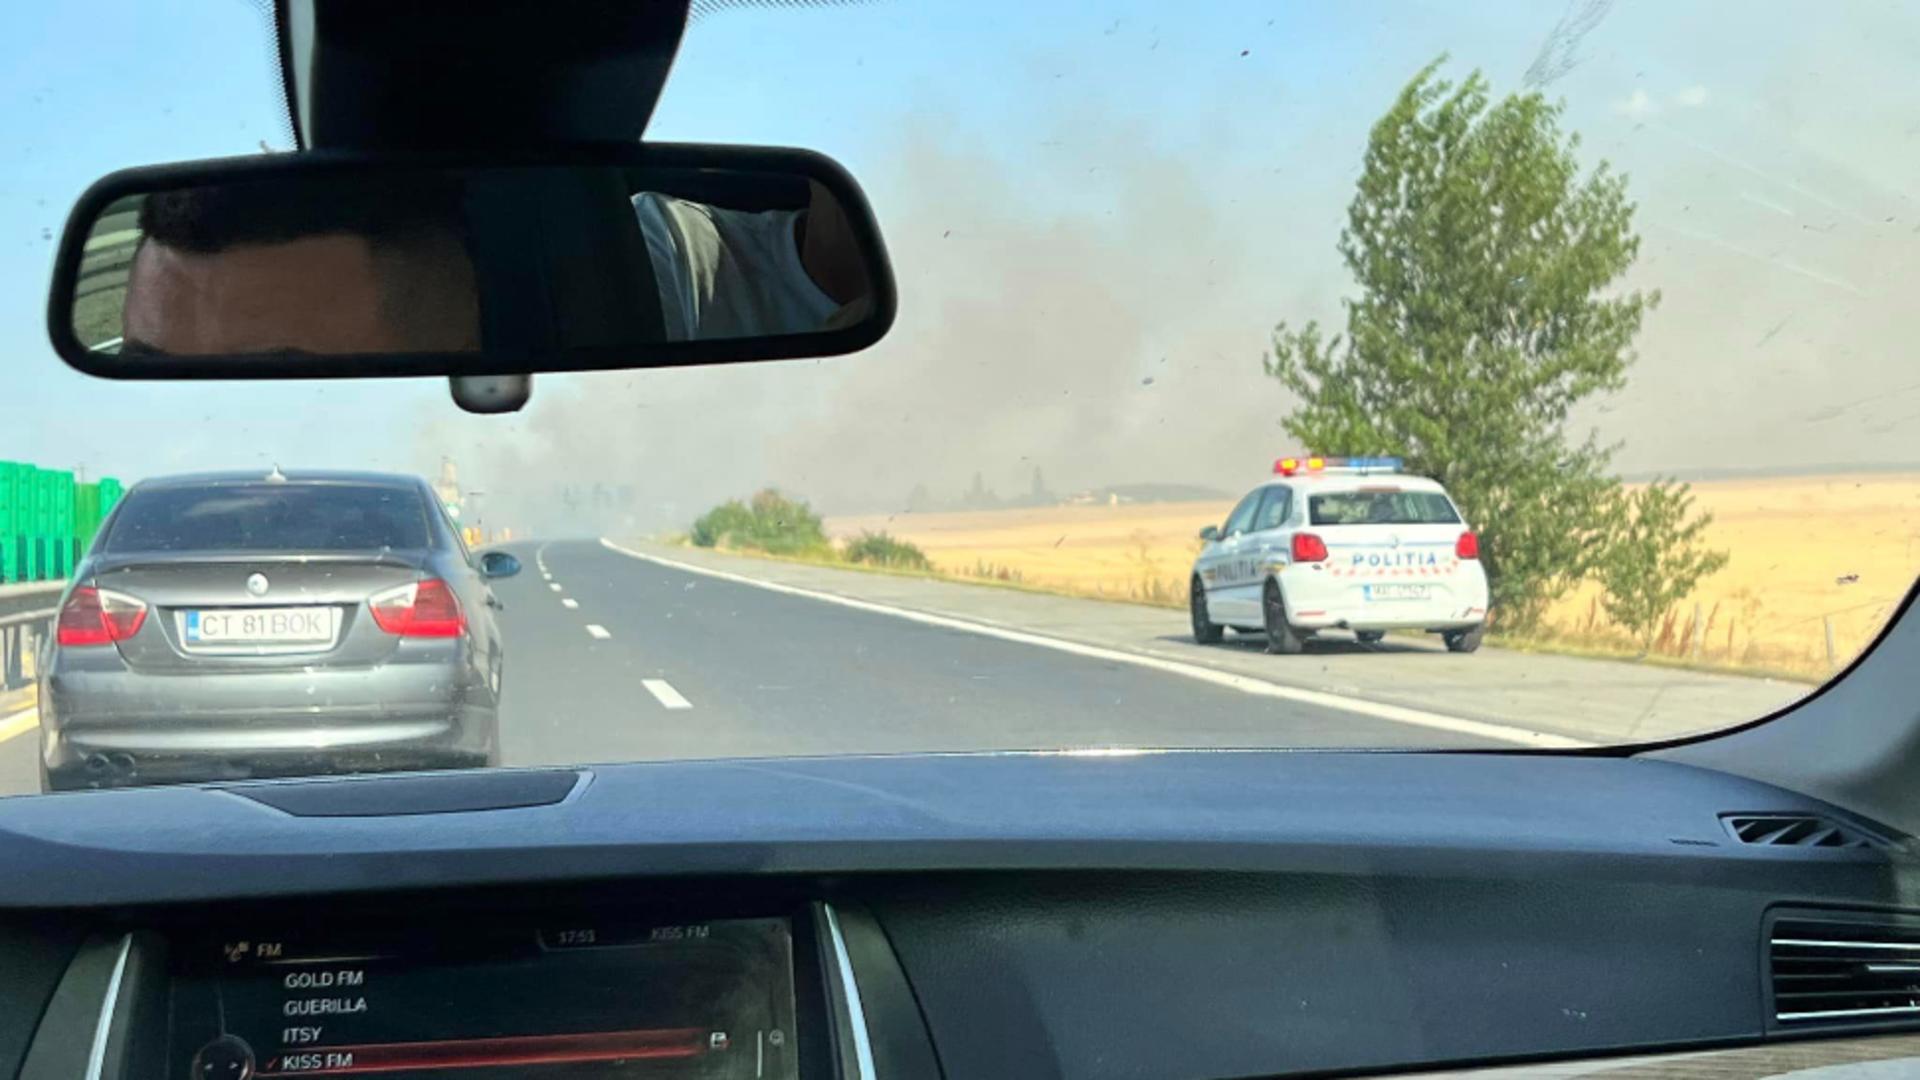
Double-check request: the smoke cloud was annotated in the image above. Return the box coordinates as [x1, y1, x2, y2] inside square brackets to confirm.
[421, 32, 1920, 539]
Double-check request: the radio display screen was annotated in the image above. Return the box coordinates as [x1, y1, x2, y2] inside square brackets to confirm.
[169, 918, 798, 1080]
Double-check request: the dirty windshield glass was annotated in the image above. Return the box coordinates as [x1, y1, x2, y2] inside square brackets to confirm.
[1, 0, 1916, 796]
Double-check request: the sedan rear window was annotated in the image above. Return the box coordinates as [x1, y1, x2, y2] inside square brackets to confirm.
[1309, 491, 1461, 526]
[102, 484, 431, 553]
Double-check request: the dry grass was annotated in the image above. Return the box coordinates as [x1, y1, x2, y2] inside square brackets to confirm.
[831, 472, 1920, 679]
[832, 501, 1217, 608]
[1544, 474, 1920, 676]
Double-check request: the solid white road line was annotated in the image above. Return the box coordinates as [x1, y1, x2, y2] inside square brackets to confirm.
[585, 624, 612, 640]
[0, 708, 37, 745]
[642, 679, 693, 710]
[561, 598, 580, 609]
[599, 538, 1590, 750]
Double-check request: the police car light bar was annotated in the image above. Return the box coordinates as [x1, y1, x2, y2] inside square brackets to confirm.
[1273, 455, 1404, 476]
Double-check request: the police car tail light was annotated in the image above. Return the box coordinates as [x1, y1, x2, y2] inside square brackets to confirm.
[1292, 533, 1329, 563]
[56, 586, 148, 646]
[1456, 531, 1480, 560]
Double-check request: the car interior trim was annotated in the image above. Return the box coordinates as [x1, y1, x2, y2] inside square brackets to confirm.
[83, 933, 130, 1080]
[1654, 577, 1920, 836]
[818, 902, 878, 1080]
[1390, 1032, 1920, 1077]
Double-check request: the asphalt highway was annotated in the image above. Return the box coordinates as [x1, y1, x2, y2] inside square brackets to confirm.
[492, 539, 1488, 769]
[0, 536, 1811, 796]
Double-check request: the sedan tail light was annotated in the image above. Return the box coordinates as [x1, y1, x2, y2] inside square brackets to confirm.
[1291, 532, 1329, 563]
[1456, 531, 1480, 559]
[56, 586, 148, 646]
[368, 579, 466, 638]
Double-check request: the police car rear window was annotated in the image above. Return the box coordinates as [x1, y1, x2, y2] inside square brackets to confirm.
[1309, 491, 1461, 526]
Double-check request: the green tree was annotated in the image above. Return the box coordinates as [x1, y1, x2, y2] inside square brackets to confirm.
[1597, 480, 1730, 651]
[1264, 59, 1658, 629]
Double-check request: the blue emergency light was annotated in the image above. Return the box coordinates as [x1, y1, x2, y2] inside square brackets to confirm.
[1273, 455, 1404, 476]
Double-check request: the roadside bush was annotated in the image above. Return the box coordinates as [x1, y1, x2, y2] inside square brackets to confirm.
[689, 489, 829, 556]
[1596, 479, 1729, 651]
[843, 531, 931, 570]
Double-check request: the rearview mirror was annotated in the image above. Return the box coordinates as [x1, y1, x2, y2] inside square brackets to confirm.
[1198, 525, 1220, 542]
[49, 145, 895, 380]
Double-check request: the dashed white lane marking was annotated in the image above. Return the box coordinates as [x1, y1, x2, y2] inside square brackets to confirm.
[642, 679, 693, 710]
[585, 624, 612, 640]
[561, 598, 579, 609]
[598, 538, 1590, 750]
[535, 542, 551, 575]
[549, 583, 563, 592]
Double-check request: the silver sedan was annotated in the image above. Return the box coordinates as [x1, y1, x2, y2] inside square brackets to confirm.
[39, 470, 518, 791]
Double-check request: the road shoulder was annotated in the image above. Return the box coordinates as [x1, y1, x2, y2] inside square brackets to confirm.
[606, 538, 1809, 747]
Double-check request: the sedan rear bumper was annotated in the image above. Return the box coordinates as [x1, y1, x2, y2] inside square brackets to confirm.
[1280, 565, 1489, 634]
[1289, 610, 1488, 633]
[39, 656, 497, 790]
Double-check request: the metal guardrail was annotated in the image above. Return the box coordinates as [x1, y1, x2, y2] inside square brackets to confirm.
[1, 607, 54, 693]
[0, 584, 62, 692]
[0, 582, 64, 619]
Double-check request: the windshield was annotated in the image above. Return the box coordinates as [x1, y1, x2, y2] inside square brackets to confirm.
[1, 0, 1917, 797]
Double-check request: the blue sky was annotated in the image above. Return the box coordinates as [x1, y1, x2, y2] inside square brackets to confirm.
[2, 1, 1916, 526]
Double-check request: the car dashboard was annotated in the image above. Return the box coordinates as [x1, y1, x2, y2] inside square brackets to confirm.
[3, 750, 1919, 1079]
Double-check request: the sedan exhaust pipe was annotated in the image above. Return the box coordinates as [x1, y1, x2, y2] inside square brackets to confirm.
[82, 752, 138, 779]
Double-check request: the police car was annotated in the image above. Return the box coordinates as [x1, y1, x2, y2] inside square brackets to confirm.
[1189, 456, 1489, 654]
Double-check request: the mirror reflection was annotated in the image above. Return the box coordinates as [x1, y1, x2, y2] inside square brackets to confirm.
[68, 163, 881, 362]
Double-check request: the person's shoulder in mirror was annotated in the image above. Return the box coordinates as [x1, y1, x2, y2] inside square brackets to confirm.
[631, 180, 870, 341]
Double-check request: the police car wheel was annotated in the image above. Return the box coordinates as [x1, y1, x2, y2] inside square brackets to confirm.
[1262, 581, 1305, 655]
[1355, 630, 1386, 645]
[1444, 626, 1485, 654]
[1189, 578, 1224, 644]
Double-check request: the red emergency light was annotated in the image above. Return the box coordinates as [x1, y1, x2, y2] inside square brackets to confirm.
[1273, 456, 1326, 476]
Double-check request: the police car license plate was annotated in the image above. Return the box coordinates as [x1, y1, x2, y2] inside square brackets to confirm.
[1365, 584, 1430, 601]
[183, 607, 336, 646]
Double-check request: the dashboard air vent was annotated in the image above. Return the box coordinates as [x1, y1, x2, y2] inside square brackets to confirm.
[1724, 814, 1883, 849]
[1771, 914, 1920, 1027]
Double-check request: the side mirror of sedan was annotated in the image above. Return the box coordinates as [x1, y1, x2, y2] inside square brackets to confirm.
[1198, 525, 1220, 542]
[478, 551, 522, 579]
